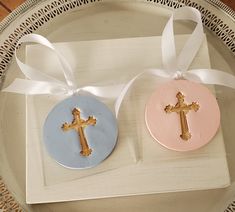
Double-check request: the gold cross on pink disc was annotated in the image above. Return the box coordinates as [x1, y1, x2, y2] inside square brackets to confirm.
[145, 80, 220, 151]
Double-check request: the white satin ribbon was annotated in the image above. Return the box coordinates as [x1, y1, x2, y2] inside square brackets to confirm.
[2, 34, 125, 116]
[3, 7, 235, 118]
[114, 6, 235, 114]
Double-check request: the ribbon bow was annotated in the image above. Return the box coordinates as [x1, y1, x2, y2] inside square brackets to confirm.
[115, 6, 235, 113]
[3, 7, 235, 118]
[2, 34, 125, 116]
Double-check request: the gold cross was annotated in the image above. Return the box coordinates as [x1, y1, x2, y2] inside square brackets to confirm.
[164, 92, 199, 141]
[61, 108, 96, 156]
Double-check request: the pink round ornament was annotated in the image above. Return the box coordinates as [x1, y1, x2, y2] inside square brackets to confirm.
[145, 80, 220, 151]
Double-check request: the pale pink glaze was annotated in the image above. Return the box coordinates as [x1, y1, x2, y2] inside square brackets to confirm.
[145, 80, 220, 151]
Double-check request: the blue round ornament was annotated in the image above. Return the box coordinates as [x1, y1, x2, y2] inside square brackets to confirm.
[43, 95, 118, 169]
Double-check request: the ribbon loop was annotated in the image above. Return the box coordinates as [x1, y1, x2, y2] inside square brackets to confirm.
[114, 6, 235, 116]
[161, 7, 204, 73]
[2, 6, 235, 119]
[2, 34, 127, 116]
[161, 15, 177, 72]
[16, 34, 77, 90]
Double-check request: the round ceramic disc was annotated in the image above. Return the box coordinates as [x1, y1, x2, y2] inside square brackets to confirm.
[145, 80, 220, 151]
[43, 95, 118, 169]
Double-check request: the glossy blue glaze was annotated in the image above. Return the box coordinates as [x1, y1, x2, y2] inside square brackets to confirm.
[43, 95, 118, 169]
